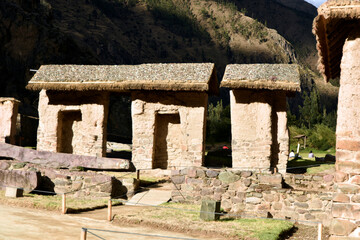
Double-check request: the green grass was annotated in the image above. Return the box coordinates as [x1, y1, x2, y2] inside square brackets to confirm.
[287, 146, 335, 174]
[117, 202, 293, 239]
[0, 191, 112, 212]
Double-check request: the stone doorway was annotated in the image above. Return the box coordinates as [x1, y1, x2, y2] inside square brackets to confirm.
[57, 110, 82, 154]
[153, 113, 181, 169]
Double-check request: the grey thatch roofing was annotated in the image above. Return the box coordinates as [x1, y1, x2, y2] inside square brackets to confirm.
[313, 0, 360, 81]
[220, 64, 300, 91]
[27, 63, 218, 94]
[0, 97, 20, 103]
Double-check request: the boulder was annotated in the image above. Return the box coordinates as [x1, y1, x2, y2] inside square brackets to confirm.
[0, 169, 39, 191]
[200, 200, 221, 221]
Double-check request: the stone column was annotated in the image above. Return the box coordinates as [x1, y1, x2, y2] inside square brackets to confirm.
[330, 30, 360, 239]
[0, 98, 19, 144]
[274, 92, 289, 174]
[230, 90, 272, 170]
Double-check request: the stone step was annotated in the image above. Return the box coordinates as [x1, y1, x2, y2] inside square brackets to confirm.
[126, 187, 172, 206]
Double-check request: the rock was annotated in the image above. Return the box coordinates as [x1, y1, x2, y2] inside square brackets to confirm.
[206, 170, 219, 178]
[272, 202, 283, 210]
[330, 219, 357, 236]
[201, 188, 214, 196]
[351, 195, 360, 203]
[324, 174, 334, 182]
[296, 195, 308, 202]
[0, 162, 10, 170]
[294, 202, 309, 208]
[241, 171, 252, 178]
[333, 193, 350, 203]
[335, 172, 349, 183]
[332, 204, 360, 220]
[305, 213, 315, 220]
[243, 178, 251, 187]
[196, 170, 205, 178]
[12, 162, 27, 169]
[258, 174, 282, 185]
[309, 199, 323, 209]
[350, 175, 360, 185]
[200, 200, 220, 221]
[246, 197, 262, 204]
[0, 169, 39, 191]
[337, 183, 360, 194]
[218, 172, 240, 184]
[171, 175, 185, 185]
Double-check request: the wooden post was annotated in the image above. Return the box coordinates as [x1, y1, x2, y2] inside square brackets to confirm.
[62, 193, 66, 214]
[136, 169, 140, 180]
[80, 228, 87, 240]
[318, 223, 322, 240]
[108, 198, 112, 221]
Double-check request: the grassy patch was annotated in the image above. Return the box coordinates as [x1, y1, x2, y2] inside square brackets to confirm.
[287, 147, 335, 174]
[116, 202, 293, 239]
[0, 191, 111, 212]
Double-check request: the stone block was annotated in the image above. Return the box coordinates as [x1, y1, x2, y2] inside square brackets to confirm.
[337, 183, 360, 194]
[171, 176, 185, 185]
[5, 187, 23, 198]
[350, 176, 360, 185]
[200, 200, 220, 221]
[196, 170, 205, 178]
[206, 170, 219, 178]
[272, 202, 283, 210]
[294, 202, 309, 208]
[324, 174, 335, 182]
[258, 174, 282, 185]
[330, 219, 357, 236]
[351, 195, 360, 203]
[218, 172, 240, 184]
[241, 171, 252, 178]
[332, 204, 360, 220]
[334, 193, 350, 203]
[246, 197, 262, 204]
[337, 140, 360, 152]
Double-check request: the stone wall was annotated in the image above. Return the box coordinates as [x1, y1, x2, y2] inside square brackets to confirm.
[171, 167, 333, 226]
[0, 98, 19, 144]
[131, 91, 208, 170]
[230, 90, 289, 173]
[37, 90, 109, 157]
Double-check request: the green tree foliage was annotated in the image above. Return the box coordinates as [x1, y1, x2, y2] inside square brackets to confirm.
[299, 88, 322, 129]
[206, 100, 231, 143]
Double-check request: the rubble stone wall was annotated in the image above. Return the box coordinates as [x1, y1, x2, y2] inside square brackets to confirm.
[230, 90, 289, 172]
[131, 91, 208, 170]
[171, 167, 333, 226]
[36, 90, 109, 157]
[0, 98, 19, 144]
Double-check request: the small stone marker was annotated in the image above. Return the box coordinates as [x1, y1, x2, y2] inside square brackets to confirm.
[5, 187, 23, 198]
[200, 200, 220, 221]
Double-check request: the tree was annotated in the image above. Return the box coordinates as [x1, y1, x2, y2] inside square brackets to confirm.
[299, 88, 322, 129]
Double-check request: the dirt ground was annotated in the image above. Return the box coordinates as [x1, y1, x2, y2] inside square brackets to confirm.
[0, 204, 209, 240]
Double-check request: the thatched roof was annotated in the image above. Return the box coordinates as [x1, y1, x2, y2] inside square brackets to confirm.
[220, 64, 300, 91]
[27, 63, 219, 95]
[313, 0, 360, 81]
[0, 97, 20, 104]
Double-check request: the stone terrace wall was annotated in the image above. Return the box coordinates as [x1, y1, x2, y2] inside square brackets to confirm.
[171, 167, 333, 226]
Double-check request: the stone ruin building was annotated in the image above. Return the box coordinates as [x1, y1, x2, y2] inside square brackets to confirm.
[0, 98, 19, 144]
[313, 0, 360, 238]
[26, 63, 218, 170]
[221, 64, 300, 173]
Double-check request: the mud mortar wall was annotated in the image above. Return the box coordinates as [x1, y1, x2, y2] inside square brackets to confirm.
[36, 90, 109, 157]
[131, 91, 208, 170]
[171, 168, 334, 226]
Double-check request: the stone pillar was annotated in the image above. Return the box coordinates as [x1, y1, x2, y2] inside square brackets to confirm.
[274, 92, 289, 174]
[230, 89, 272, 170]
[0, 98, 19, 144]
[331, 30, 360, 239]
[37, 90, 109, 157]
[131, 92, 207, 170]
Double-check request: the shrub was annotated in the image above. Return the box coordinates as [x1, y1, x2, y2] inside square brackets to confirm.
[307, 124, 335, 151]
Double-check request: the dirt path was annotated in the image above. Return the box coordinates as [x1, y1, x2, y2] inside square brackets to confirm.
[0, 204, 206, 240]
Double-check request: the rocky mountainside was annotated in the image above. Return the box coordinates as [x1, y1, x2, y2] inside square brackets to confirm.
[0, 0, 337, 142]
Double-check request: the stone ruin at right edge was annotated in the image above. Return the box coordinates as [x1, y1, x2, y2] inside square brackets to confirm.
[313, 0, 360, 239]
